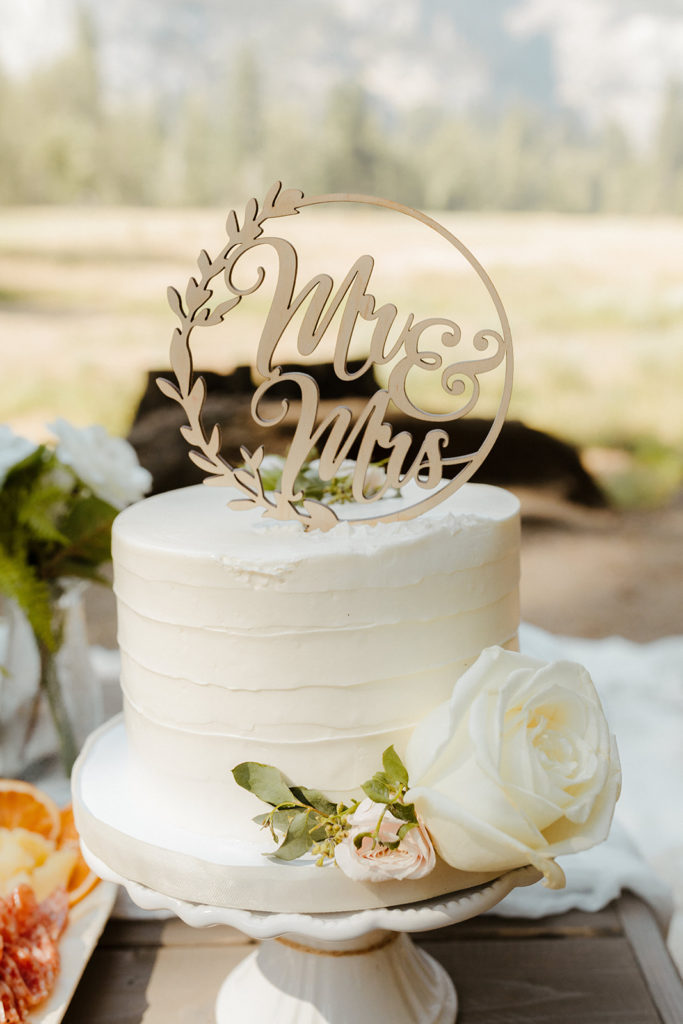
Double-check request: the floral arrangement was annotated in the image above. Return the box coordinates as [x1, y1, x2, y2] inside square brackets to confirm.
[234, 647, 621, 888]
[258, 454, 389, 506]
[0, 420, 151, 771]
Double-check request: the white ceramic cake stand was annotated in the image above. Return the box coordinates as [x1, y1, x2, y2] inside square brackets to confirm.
[82, 839, 540, 1024]
[73, 716, 542, 1022]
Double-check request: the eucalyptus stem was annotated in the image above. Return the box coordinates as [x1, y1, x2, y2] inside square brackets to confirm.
[38, 639, 78, 775]
[370, 802, 391, 847]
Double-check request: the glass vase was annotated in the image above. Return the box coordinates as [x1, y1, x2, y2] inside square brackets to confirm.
[0, 581, 103, 780]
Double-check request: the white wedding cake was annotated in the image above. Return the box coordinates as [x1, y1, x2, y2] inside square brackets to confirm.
[112, 480, 520, 842]
[72, 187, 621, 917]
[74, 467, 620, 912]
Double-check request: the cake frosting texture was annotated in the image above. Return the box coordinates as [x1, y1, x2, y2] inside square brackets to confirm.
[113, 481, 520, 842]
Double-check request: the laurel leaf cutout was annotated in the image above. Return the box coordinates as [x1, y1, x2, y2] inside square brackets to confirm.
[251, 445, 264, 470]
[301, 500, 339, 531]
[170, 329, 192, 393]
[241, 219, 263, 243]
[263, 503, 288, 521]
[197, 249, 212, 276]
[188, 450, 219, 472]
[234, 467, 258, 491]
[189, 375, 206, 399]
[205, 472, 234, 486]
[179, 424, 197, 443]
[272, 188, 304, 217]
[208, 423, 221, 455]
[186, 277, 203, 310]
[245, 196, 258, 224]
[263, 181, 282, 213]
[225, 209, 240, 241]
[185, 377, 206, 418]
[156, 377, 182, 403]
[192, 289, 212, 318]
[167, 286, 185, 320]
[229, 498, 260, 511]
[203, 296, 240, 326]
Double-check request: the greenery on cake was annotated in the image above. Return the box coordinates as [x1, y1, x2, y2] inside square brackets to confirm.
[233, 648, 622, 887]
[257, 453, 392, 507]
[234, 746, 420, 868]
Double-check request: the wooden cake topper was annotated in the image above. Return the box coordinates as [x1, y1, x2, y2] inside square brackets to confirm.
[158, 183, 513, 530]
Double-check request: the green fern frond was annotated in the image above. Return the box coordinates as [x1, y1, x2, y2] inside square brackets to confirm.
[41, 495, 115, 580]
[3, 445, 49, 484]
[17, 483, 70, 546]
[0, 542, 56, 650]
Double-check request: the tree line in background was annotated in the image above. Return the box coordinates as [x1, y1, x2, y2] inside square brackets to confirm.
[1, 19, 683, 213]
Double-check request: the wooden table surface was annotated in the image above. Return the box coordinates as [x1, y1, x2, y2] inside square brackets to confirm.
[62, 893, 683, 1024]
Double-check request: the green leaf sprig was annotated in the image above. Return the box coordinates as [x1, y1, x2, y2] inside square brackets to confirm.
[0, 445, 117, 651]
[353, 745, 419, 852]
[232, 745, 417, 866]
[256, 451, 396, 508]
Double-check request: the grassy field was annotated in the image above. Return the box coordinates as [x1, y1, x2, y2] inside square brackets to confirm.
[1, 205, 682, 506]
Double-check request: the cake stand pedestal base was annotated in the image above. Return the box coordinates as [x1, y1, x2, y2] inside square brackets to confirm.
[216, 929, 456, 1024]
[82, 843, 541, 1024]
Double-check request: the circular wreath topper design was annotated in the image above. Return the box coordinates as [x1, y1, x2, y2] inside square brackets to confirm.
[157, 182, 513, 531]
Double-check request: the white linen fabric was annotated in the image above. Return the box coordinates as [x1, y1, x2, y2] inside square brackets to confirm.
[493, 623, 681, 932]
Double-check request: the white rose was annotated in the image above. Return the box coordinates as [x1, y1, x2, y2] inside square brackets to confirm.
[308, 459, 387, 498]
[334, 798, 436, 882]
[332, 460, 386, 496]
[49, 419, 152, 510]
[405, 647, 621, 889]
[0, 425, 38, 487]
[360, 463, 386, 496]
[326, 459, 356, 481]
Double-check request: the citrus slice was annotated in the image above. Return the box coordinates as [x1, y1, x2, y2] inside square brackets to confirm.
[0, 780, 60, 841]
[57, 803, 100, 906]
[57, 804, 79, 847]
[65, 862, 100, 906]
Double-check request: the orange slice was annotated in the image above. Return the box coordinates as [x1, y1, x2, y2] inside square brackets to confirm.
[57, 804, 79, 847]
[65, 861, 100, 906]
[0, 780, 60, 841]
[57, 803, 100, 906]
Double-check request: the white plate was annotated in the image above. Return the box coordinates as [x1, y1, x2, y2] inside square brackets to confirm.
[28, 881, 118, 1024]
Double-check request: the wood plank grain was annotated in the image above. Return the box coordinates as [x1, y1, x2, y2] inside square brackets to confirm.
[61, 899, 672, 1023]
[431, 905, 621, 941]
[62, 942, 252, 1024]
[618, 893, 683, 1024]
[418, 936, 663, 1023]
[98, 918, 165, 948]
[62, 946, 157, 1024]
[134, 944, 251, 1024]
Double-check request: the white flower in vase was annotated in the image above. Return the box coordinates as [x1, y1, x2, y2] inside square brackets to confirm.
[0, 426, 38, 487]
[1, 419, 152, 775]
[49, 419, 152, 510]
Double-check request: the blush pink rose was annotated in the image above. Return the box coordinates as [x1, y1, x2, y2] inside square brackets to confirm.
[334, 799, 435, 882]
